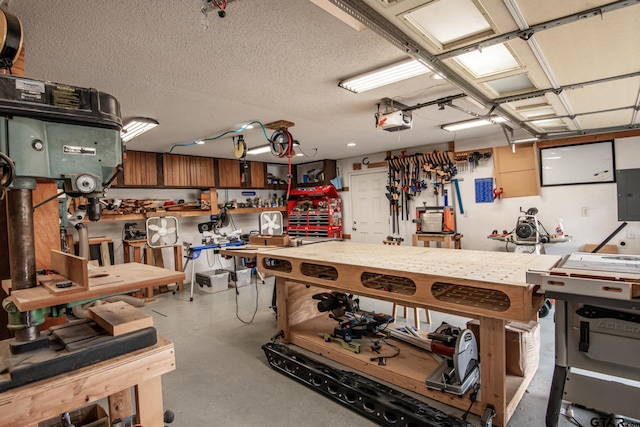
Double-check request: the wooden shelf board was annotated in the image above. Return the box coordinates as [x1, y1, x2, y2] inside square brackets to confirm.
[289, 315, 531, 419]
[8, 263, 185, 311]
[227, 206, 287, 214]
[90, 206, 285, 222]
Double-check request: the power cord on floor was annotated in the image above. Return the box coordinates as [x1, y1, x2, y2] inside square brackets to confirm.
[562, 406, 584, 427]
[235, 268, 259, 324]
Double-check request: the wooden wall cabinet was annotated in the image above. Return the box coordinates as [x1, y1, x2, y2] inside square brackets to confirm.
[248, 161, 267, 188]
[163, 154, 215, 188]
[493, 144, 540, 198]
[296, 159, 337, 186]
[216, 158, 241, 188]
[118, 151, 159, 187]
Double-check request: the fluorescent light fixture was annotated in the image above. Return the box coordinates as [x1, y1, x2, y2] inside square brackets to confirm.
[442, 116, 507, 132]
[247, 144, 271, 155]
[347, 142, 356, 147]
[121, 117, 159, 143]
[339, 59, 431, 93]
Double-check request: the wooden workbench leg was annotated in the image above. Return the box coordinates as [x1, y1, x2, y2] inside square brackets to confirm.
[108, 389, 133, 423]
[124, 244, 130, 263]
[412, 234, 418, 247]
[275, 277, 290, 342]
[135, 376, 164, 427]
[144, 247, 155, 298]
[479, 316, 507, 426]
[173, 245, 184, 292]
[133, 246, 142, 263]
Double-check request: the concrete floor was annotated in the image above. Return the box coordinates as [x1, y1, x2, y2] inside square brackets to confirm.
[137, 276, 595, 427]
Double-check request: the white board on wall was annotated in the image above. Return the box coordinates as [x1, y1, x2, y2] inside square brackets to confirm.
[540, 141, 614, 186]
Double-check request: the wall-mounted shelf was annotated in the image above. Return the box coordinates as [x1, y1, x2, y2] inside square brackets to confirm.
[90, 206, 287, 222]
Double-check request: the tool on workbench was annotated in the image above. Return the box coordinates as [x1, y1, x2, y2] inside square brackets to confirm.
[424, 323, 480, 395]
[313, 292, 395, 355]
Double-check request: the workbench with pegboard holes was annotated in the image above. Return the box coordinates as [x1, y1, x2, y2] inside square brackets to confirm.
[258, 241, 561, 427]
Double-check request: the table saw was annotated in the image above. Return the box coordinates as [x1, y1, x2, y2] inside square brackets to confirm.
[527, 252, 640, 426]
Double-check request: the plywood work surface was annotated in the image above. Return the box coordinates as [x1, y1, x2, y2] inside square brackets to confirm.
[264, 241, 561, 287]
[9, 263, 185, 311]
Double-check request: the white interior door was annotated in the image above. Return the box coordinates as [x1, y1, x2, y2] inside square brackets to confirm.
[350, 171, 389, 243]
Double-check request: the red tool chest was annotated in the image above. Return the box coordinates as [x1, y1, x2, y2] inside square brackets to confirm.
[287, 185, 342, 238]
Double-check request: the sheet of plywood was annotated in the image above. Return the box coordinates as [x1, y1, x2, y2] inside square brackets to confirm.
[9, 263, 185, 311]
[88, 301, 153, 336]
[50, 250, 89, 289]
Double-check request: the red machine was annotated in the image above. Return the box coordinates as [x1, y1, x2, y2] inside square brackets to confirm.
[287, 185, 342, 238]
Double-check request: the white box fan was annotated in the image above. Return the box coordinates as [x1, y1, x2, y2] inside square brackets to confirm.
[259, 211, 284, 235]
[146, 216, 179, 247]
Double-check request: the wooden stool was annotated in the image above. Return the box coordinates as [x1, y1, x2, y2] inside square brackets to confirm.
[391, 303, 431, 330]
[123, 239, 147, 263]
[143, 245, 183, 297]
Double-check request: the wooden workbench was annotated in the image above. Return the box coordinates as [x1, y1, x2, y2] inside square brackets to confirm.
[4, 263, 186, 311]
[0, 335, 175, 427]
[257, 241, 561, 426]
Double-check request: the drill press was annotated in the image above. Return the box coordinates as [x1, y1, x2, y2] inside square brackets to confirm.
[0, 74, 122, 343]
[0, 75, 169, 394]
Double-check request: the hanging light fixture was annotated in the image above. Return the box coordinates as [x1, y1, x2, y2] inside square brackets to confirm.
[121, 117, 159, 143]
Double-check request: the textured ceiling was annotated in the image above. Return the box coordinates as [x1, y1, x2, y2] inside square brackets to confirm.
[5, 0, 639, 165]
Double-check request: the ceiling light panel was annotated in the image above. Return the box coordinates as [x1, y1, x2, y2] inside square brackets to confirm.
[484, 73, 536, 96]
[453, 43, 520, 78]
[403, 0, 493, 48]
[338, 58, 431, 93]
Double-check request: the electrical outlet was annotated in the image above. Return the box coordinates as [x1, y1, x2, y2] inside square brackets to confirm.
[628, 230, 636, 239]
[464, 210, 469, 218]
[581, 207, 589, 217]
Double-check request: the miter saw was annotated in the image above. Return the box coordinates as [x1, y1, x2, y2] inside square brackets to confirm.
[197, 208, 242, 245]
[313, 292, 394, 354]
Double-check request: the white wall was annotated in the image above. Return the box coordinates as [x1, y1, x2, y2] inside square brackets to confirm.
[337, 136, 640, 256]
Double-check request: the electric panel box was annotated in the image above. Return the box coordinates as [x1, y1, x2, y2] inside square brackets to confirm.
[195, 269, 229, 294]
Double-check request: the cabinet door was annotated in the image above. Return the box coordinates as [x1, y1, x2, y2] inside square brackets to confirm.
[217, 159, 241, 188]
[163, 154, 215, 188]
[249, 161, 266, 188]
[122, 151, 158, 186]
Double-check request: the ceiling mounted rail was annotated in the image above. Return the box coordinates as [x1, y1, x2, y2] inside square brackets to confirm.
[493, 70, 640, 104]
[330, 0, 537, 136]
[435, 0, 640, 60]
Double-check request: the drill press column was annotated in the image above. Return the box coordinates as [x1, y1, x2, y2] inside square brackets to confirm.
[6, 178, 40, 341]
